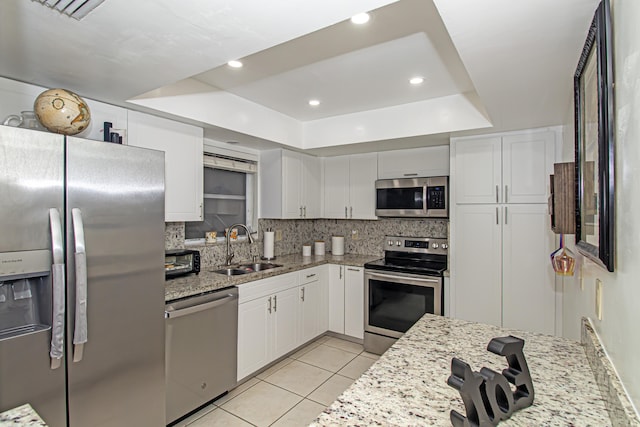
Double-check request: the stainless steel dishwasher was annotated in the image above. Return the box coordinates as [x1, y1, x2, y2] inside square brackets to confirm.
[165, 287, 238, 425]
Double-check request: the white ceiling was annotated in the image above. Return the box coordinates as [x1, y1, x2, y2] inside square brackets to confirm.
[0, 0, 599, 154]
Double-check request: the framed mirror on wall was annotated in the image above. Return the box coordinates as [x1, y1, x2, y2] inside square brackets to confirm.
[574, 0, 615, 272]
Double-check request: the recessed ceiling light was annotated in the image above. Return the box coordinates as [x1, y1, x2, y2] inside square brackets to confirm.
[409, 76, 425, 85]
[227, 60, 243, 68]
[308, 99, 321, 107]
[350, 13, 370, 25]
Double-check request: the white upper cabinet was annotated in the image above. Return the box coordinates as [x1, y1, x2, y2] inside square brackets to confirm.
[324, 153, 377, 219]
[127, 111, 203, 222]
[260, 149, 321, 219]
[377, 145, 450, 179]
[453, 131, 555, 204]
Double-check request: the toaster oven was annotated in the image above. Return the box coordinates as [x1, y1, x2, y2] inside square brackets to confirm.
[165, 249, 200, 278]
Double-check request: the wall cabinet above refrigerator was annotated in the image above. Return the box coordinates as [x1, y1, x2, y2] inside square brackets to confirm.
[128, 111, 204, 222]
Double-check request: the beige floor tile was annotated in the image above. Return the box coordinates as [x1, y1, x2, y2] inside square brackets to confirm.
[289, 341, 321, 359]
[255, 357, 294, 380]
[270, 399, 326, 427]
[298, 344, 357, 372]
[323, 337, 364, 354]
[337, 355, 376, 379]
[360, 351, 381, 360]
[263, 360, 332, 396]
[213, 377, 260, 406]
[307, 374, 354, 406]
[187, 407, 253, 426]
[314, 335, 331, 344]
[221, 381, 301, 427]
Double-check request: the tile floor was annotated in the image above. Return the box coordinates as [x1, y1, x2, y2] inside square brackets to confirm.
[173, 335, 380, 427]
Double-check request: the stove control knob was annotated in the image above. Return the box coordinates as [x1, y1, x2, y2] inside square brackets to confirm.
[432, 242, 439, 249]
[396, 240, 402, 247]
[387, 240, 393, 247]
[442, 243, 449, 250]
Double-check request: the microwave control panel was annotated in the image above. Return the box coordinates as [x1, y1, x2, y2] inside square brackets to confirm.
[427, 186, 446, 209]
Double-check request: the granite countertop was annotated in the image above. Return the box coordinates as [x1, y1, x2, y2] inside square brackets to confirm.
[165, 253, 380, 302]
[0, 404, 46, 426]
[313, 314, 611, 426]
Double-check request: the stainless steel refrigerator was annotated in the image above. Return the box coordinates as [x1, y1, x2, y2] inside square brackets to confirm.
[0, 125, 166, 426]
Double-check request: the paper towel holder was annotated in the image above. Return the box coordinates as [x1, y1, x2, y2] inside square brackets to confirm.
[262, 228, 276, 261]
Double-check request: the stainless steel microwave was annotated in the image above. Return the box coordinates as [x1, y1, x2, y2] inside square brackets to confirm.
[375, 177, 449, 218]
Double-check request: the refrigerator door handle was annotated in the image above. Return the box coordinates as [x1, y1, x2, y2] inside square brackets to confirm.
[72, 208, 88, 363]
[49, 208, 65, 369]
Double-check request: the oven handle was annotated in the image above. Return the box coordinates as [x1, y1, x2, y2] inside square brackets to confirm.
[365, 271, 440, 284]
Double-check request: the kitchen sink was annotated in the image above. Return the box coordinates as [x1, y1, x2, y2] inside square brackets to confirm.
[211, 263, 282, 276]
[237, 262, 282, 272]
[212, 268, 252, 276]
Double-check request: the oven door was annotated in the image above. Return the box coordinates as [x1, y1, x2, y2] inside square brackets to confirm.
[364, 270, 442, 339]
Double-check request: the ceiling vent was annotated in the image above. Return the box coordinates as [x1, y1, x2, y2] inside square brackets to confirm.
[35, 0, 107, 20]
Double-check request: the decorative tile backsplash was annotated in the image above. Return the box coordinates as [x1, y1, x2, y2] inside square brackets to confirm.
[165, 218, 448, 270]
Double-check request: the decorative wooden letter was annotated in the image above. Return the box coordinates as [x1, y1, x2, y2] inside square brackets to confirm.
[447, 336, 534, 426]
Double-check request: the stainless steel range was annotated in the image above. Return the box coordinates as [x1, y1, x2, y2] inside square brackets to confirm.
[363, 236, 448, 354]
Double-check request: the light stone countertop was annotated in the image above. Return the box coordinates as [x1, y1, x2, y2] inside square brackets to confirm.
[165, 253, 380, 302]
[0, 404, 46, 426]
[313, 313, 611, 426]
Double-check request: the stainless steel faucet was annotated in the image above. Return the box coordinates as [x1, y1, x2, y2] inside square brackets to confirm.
[225, 223, 255, 266]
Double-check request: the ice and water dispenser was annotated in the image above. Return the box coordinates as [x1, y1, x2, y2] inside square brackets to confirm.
[0, 250, 53, 340]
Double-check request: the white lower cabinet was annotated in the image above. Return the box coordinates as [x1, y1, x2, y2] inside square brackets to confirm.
[344, 267, 364, 339]
[327, 264, 364, 339]
[237, 266, 328, 381]
[298, 266, 326, 344]
[237, 272, 299, 380]
[328, 265, 345, 334]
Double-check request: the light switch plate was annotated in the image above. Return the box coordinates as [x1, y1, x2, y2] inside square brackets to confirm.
[275, 229, 283, 241]
[595, 279, 603, 320]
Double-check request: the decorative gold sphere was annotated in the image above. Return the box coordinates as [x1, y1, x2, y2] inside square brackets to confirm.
[34, 88, 91, 135]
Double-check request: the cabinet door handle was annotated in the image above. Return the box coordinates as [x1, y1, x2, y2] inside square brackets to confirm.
[403, 173, 418, 177]
[350, 206, 353, 218]
[339, 266, 343, 279]
[300, 206, 303, 217]
[268, 296, 272, 314]
[505, 185, 508, 203]
[273, 295, 277, 312]
[496, 185, 499, 203]
[306, 273, 316, 279]
[505, 206, 508, 225]
[344, 206, 348, 218]
[347, 267, 360, 272]
[303, 206, 307, 217]
[496, 207, 499, 225]
[301, 287, 305, 302]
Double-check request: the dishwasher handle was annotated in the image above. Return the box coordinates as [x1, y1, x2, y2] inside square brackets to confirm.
[166, 293, 237, 319]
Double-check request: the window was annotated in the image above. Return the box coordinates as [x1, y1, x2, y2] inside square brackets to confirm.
[185, 154, 257, 241]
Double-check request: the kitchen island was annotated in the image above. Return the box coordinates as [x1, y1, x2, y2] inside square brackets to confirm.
[165, 253, 379, 301]
[0, 404, 46, 427]
[313, 314, 612, 426]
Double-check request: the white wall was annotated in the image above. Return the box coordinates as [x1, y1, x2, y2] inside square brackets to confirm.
[560, 0, 640, 412]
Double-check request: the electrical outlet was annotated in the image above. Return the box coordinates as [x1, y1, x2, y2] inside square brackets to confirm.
[351, 229, 359, 240]
[595, 279, 603, 320]
[275, 229, 283, 242]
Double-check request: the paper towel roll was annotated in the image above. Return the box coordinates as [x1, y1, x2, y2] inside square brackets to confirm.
[332, 236, 345, 256]
[263, 231, 275, 259]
